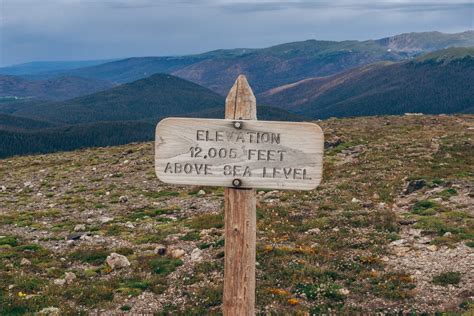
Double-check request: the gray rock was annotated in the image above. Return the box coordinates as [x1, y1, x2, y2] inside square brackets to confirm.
[67, 232, 84, 240]
[64, 272, 76, 285]
[106, 253, 130, 269]
[417, 237, 431, 244]
[53, 278, 66, 286]
[20, 258, 31, 266]
[154, 245, 167, 255]
[404, 179, 426, 194]
[99, 216, 114, 224]
[190, 248, 203, 262]
[74, 224, 86, 232]
[390, 239, 406, 247]
[324, 137, 343, 149]
[0, 185, 6, 192]
[171, 248, 185, 259]
[305, 228, 321, 235]
[38, 307, 61, 316]
[119, 195, 128, 203]
[197, 190, 206, 196]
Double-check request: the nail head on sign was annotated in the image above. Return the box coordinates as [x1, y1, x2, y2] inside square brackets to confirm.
[233, 121, 242, 129]
[232, 179, 242, 187]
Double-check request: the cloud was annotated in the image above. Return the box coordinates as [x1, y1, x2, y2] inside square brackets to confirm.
[0, 0, 472, 66]
[214, 0, 474, 13]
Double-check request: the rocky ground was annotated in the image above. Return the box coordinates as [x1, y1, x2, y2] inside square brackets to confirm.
[0, 114, 473, 315]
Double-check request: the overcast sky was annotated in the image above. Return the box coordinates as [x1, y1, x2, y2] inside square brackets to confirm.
[0, 0, 473, 67]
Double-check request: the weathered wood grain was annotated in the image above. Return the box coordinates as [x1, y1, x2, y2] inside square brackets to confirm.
[224, 75, 256, 316]
[154, 118, 324, 190]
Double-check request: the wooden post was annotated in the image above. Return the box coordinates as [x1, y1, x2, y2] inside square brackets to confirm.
[223, 75, 257, 315]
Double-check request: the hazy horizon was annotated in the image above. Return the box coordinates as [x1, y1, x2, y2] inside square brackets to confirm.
[1, 29, 473, 68]
[1, 0, 473, 67]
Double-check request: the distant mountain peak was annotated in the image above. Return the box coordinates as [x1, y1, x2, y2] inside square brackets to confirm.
[376, 30, 474, 53]
[415, 47, 474, 64]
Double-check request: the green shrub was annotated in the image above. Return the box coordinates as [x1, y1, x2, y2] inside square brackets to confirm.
[69, 247, 108, 265]
[149, 256, 183, 275]
[432, 272, 461, 286]
[412, 199, 439, 215]
[0, 236, 18, 247]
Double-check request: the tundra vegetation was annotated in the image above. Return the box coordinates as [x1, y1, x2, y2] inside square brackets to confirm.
[0, 115, 472, 314]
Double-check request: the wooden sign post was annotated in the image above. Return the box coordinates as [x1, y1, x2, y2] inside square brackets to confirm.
[155, 75, 324, 315]
[223, 76, 257, 315]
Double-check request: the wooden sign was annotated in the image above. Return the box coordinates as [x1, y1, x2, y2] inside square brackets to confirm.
[155, 75, 324, 315]
[155, 118, 323, 190]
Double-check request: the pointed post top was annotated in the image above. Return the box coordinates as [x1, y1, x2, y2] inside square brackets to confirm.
[225, 75, 257, 120]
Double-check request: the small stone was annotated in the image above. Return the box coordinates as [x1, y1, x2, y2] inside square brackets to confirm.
[372, 193, 380, 199]
[199, 228, 215, 237]
[390, 239, 406, 247]
[106, 253, 130, 270]
[404, 179, 426, 194]
[38, 307, 61, 316]
[339, 288, 350, 295]
[190, 248, 203, 262]
[0, 185, 6, 192]
[64, 272, 76, 285]
[125, 222, 135, 229]
[264, 190, 279, 199]
[399, 218, 418, 225]
[74, 224, 86, 232]
[20, 258, 31, 266]
[443, 232, 452, 237]
[324, 137, 343, 149]
[79, 234, 92, 241]
[408, 229, 422, 237]
[417, 237, 431, 244]
[171, 248, 185, 259]
[363, 201, 374, 208]
[351, 198, 361, 203]
[197, 190, 206, 196]
[305, 228, 321, 235]
[99, 216, 114, 224]
[155, 245, 167, 255]
[332, 228, 340, 232]
[119, 195, 128, 203]
[394, 246, 410, 256]
[67, 232, 84, 240]
[53, 278, 66, 286]
[426, 245, 437, 252]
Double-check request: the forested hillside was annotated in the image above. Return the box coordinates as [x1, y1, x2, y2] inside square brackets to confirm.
[13, 74, 224, 124]
[0, 75, 115, 101]
[259, 47, 474, 118]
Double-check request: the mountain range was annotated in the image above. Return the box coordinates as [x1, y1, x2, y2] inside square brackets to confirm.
[0, 31, 473, 158]
[259, 47, 474, 118]
[3, 31, 473, 95]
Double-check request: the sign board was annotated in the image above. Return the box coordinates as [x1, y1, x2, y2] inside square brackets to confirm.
[155, 117, 324, 190]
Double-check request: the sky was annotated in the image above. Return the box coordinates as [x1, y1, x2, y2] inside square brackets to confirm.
[0, 0, 473, 67]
